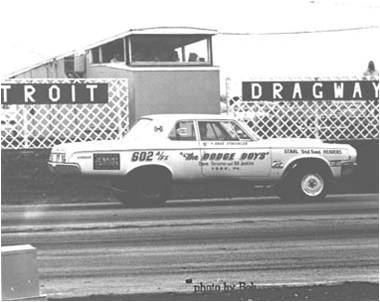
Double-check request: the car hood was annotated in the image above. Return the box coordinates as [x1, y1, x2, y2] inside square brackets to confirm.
[261, 138, 325, 148]
[261, 138, 355, 160]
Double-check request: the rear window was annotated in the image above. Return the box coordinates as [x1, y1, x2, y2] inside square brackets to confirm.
[169, 120, 196, 141]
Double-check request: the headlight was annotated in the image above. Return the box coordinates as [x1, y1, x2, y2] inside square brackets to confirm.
[49, 152, 66, 163]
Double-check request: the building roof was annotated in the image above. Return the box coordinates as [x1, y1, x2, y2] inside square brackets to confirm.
[7, 26, 217, 79]
[86, 26, 217, 50]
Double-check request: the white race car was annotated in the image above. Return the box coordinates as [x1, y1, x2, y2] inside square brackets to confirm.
[48, 114, 357, 205]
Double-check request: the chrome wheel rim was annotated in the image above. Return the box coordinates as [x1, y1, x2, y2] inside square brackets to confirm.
[301, 173, 324, 197]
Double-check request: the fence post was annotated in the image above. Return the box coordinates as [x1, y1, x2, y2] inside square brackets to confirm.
[313, 101, 320, 139]
[125, 80, 129, 132]
[22, 105, 29, 149]
[117, 81, 124, 139]
[225, 77, 231, 114]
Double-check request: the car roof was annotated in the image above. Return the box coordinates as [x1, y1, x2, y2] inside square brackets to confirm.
[141, 114, 235, 122]
[136, 114, 259, 140]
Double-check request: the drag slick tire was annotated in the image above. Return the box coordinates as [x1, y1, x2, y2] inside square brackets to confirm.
[276, 165, 329, 202]
[112, 167, 171, 207]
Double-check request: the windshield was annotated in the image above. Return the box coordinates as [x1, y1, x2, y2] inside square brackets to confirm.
[124, 118, 153, 139]
[237, 119, 261, 141]
[221, 121, 252, 141]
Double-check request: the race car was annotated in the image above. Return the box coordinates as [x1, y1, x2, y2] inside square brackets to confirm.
[48, 114, 357, 205]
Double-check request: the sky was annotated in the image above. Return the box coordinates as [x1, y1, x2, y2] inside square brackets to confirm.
[1, 0, 379, 90]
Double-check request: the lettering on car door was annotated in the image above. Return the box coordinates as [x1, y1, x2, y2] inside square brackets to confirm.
[198, 120, 271, 177]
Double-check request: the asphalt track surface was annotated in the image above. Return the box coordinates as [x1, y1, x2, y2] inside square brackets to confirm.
[1, 193, 379, 299]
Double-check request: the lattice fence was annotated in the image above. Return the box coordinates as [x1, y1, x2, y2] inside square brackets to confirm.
[226, 77, 379, 141]
[1, 78, 129, 149]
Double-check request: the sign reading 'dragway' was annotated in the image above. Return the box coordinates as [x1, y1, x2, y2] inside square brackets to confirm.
[0, 83, 108, 105]
[242, 81, 379, 101]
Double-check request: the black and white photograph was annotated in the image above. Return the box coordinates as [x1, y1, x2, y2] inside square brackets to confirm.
[1, 0, 379, 300]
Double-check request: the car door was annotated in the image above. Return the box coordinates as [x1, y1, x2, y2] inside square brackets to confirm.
[197, 120, 271, 178]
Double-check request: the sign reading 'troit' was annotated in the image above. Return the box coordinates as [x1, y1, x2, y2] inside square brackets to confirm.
[242, 81, 379, 101]
[0, 83, 109, 105]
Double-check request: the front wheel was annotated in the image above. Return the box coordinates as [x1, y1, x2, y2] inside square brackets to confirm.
[277, 167, 329, 202]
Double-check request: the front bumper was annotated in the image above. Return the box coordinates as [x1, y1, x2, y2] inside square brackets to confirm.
[48, 162, 81, 175]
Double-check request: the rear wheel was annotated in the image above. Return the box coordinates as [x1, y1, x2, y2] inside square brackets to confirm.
[112, 172, 171, 207]
[277, 166, 329, 202]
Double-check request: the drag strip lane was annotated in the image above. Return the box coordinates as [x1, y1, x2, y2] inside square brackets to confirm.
[1, 194, 378, 298]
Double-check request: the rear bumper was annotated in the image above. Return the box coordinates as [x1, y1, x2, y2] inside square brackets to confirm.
[48, 162, 81, 175]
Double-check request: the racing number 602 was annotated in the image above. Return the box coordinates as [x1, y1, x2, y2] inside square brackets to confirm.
[131, 151, 154, 162]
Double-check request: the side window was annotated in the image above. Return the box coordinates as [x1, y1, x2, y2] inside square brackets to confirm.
[169, 121, 196, 141]
[221, 121, 252, 141]
[198, 121, 238, 141]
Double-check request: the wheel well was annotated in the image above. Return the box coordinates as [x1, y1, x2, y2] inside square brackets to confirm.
[127, 165, 172, 182]
[111, 165, 172, 191]
[282, 158, 332, 180]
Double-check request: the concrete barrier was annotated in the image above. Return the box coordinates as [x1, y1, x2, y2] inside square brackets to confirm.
[1, 245, 44, 300]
